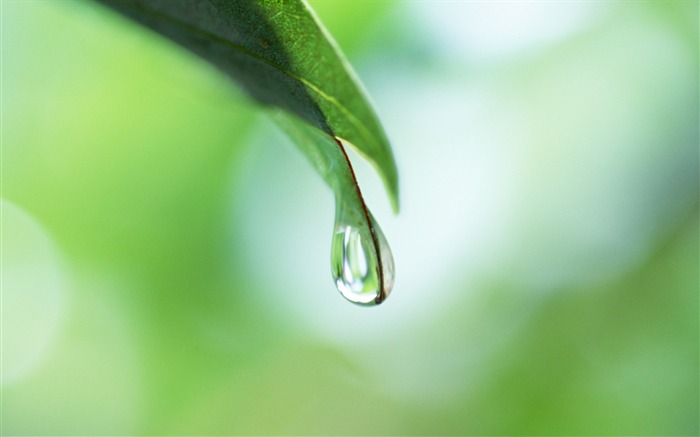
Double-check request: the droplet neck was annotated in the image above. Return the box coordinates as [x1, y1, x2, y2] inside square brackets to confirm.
[328, 136, 394, 306]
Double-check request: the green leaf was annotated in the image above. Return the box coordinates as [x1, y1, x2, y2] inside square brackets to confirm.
[93, 0, 398, 304]
[93, 0, 399, 212]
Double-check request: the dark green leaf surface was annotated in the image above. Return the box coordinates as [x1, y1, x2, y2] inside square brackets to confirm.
[94, 0, 399, 213]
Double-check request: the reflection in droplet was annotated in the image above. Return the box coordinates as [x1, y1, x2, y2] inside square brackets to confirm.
[331, 200, 394, 306]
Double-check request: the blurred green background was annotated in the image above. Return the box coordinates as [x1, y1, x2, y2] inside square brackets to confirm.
[3, 0, 698, 435]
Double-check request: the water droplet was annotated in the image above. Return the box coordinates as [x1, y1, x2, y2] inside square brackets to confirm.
[331, 200, 394, 306]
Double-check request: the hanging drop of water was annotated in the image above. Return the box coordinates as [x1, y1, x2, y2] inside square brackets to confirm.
[331, 200, 394, 306]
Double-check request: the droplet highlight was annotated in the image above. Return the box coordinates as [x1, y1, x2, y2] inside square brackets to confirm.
[331, 200, 394, 306]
